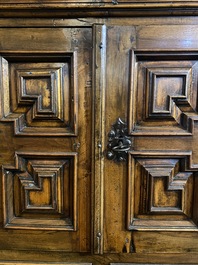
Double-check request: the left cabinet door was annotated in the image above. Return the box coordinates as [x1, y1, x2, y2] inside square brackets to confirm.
[0, 27, 92, 253]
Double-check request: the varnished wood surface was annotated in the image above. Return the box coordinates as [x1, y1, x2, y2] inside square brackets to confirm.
[0, 262, 194, 265]
[1, 1, 198, 17]
[103, 21, 198, 259]
[0, 26, 92, 253]
[0, 252, 198, 264]
[92, 24, 107, 254]
[1, 13, 198, 265]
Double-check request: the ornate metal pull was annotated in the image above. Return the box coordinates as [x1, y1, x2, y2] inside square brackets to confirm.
[107, 118, 132, 162]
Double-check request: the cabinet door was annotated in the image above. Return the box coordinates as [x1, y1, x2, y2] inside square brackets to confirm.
[0, 27, 92, 253]
[104, 25, 198, 257]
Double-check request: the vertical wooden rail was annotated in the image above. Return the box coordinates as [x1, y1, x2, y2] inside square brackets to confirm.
[92, 24, 106, 254]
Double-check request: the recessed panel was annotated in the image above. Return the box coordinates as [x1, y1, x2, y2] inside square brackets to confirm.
[2, 152, 77, 230]
[28, 176, 54, 208]
[127, 151, 197, 231]
[23, 76, 52, 111]
[129, 51, 198, 135]
[153, 76, 185, 113]
[0, 53, 77, 136]
[152, 177, 181, 210]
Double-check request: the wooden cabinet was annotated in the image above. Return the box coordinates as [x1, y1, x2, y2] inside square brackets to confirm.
[0, 2, 198, 264]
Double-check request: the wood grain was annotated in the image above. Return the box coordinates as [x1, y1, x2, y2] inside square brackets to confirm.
[1, 9, 198, 265]
[1, 2, 198, 18]
[0, 26, 92, 252]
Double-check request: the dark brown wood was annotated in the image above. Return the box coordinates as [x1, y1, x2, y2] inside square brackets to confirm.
[92, 24, 107, 254]
[1, 52, 77, 136]
[1, 7, 198, 265]
[3, 152, 78, 230]
[103, 22, 198, 259]
[128, 151, 195, 231]
[1, 252, 198, 264]
[0, 26, 92, 253]
[1, 1, 198, 18]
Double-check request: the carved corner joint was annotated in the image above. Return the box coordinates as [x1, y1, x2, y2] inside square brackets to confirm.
[107, 118, 132, 162]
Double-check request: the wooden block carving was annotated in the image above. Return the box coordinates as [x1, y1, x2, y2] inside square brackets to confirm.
[127, 151, 198, 231]
[2, 152, 77, 230]
[0, 53, 77, 136]
[129, 50, 198, 135]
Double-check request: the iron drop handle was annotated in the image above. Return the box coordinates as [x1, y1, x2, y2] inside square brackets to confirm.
[107, 118, 132, 162]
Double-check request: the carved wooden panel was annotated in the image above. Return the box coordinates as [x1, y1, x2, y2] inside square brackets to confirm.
[127, 151, 198, 231]
[0, 26, 92, 254]
[0, 53, 77, 136]
[2, 152, 77, 230]
[129, 51, 198, 135]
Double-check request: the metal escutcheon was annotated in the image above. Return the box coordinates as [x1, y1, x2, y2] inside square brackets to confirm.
[107, 118, 132, 162]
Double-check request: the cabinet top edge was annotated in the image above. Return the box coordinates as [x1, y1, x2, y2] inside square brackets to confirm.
[1, 1, 198, 18]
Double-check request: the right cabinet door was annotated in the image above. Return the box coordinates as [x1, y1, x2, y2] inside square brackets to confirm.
[104, 24, 198, 259]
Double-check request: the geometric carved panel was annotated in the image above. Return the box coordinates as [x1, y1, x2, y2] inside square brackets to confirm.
[129, 50, 198, 135]
[127, 151, 198, 231]
[2, 152, 77, 230]
[0, 53, 77, 136]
